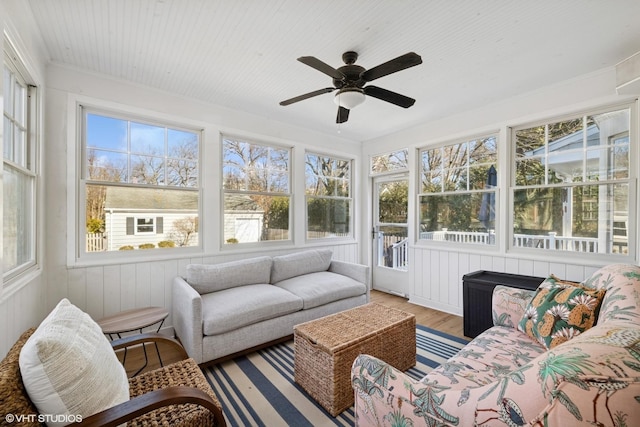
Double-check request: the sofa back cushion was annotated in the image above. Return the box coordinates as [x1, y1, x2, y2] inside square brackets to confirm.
[582, 263, 640, 324]
[271, 249, 332, 284]
[19, 298, 130, 427]
[187, 256, 273, 294]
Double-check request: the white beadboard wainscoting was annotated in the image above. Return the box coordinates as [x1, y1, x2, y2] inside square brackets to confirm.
[408, 246, 602, 316]
[60, 243, 360, 337]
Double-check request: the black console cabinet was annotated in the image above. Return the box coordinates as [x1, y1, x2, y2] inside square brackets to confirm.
[462, 271, 545, 338]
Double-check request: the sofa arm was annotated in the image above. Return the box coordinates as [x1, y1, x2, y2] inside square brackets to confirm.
[492, 285, 536, 328]
[329, 260, 370, 292]
[172, 277, 204, 363]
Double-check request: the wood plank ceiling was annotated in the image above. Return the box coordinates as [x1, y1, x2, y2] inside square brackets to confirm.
[26, 0, 640, 141]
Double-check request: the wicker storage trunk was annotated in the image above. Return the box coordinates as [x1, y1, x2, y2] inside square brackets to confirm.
[293, 303, 416, 416]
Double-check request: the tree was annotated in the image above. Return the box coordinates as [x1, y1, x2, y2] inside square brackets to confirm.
[170, 216, 199, 246]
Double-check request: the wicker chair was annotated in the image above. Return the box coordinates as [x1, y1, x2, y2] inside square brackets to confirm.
[0, 328, 226, 427]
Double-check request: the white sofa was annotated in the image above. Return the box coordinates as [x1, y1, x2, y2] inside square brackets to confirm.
[173, 249, 370, 364]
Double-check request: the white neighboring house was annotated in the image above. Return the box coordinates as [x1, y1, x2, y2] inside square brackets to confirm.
[103, 187, 198, 250]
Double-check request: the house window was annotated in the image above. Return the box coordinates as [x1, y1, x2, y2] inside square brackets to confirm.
[3, 43, 37, 283]
[81, 109, 200, 252]
[305, 152, 352, 239]
[222, 136, 291, 245]
[511, 106, 632, 256]
[370, 149, 408, 175]
[418, 135, 498, 245]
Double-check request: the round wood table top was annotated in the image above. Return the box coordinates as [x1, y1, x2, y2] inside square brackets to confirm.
[97, 306, 169, 334]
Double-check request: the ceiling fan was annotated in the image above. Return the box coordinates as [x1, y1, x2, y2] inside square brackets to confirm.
[280, 51, 422, 123]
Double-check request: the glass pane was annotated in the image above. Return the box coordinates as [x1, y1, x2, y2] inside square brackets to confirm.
[3, 66, 12, 115]
[419, 192, 496, 244]
[3, 116, 13, 160]
[469, 165, 496, 190]
[269, 170, 289, 193]
[515, 126, 545, 158]
[512, 183, 628, 254]
[371, 149, 408, 174]
[14, 81, 25, 126]
[270, 148, 289, 171]
[378, 181, 408, 224]
[86, 114, 128, 151]
[515, 157, 546, 186]
[3, 166, 34, 274]
[442, 143, 467, 168]
[421, 149, 439, 172]
[223, 194, 289, 243]
[130, 122, 165, 155]
[548, 118, 584, 149]
[14, 126, 26, 168]
[87, 149, 128, 182]
[85, 185, 199, 251]
[377, 225, 408, 269]
[166, 158, 198, 187]
[305, 154, 350, 196]
[167, 129, 198, 156]
[421, 170, 441, 193]
[547, 150, 583, 183]
[307, 198, 350, 238]
[469, 137, 497, 164]
[223, 165, 244, 190]
[130, 154, 164, 185]
[445, 167, 468, 191]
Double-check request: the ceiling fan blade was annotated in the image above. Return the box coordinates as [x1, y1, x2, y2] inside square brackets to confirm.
[361, 52, 422, 82]
[336, 106, 349, 123]
[298, 56, 345, 80]
[364, 86, 416, 108]
[279, 87, 335, 106]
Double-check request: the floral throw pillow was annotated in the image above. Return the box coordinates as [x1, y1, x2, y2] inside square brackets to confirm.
[518, 276, 606, 349]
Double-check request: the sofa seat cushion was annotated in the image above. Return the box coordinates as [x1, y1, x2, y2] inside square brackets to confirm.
[201, 284, 303, 335]
[422, 325, 546, 389]
[274, 271, 367, 309]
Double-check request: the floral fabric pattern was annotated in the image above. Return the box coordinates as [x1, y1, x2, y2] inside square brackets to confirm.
[351, 264, 640, 427]
[518, 278, 605, 349]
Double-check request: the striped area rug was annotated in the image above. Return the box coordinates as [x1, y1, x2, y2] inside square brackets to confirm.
[202, 325, 469, 427]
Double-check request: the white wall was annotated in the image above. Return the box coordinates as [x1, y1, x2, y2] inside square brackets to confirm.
[43, 64, 363, 336]
[361, 67, 639, 315]
[0, 1, 48, 357]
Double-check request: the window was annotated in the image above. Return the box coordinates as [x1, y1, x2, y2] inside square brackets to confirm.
[370, 149, 408, 175]
[305, 153, 352, 239]
[81, 109, 200, 253]
[3, 43, 37, 282]
[418, 136, 498, 245]
[222, 136, 291, 245]
[512, 107, 632, 255]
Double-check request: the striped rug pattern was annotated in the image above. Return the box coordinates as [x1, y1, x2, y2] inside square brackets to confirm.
[202, 325, 469, 427]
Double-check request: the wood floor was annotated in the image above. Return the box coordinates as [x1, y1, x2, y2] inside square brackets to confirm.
[116, 290, 465, 375]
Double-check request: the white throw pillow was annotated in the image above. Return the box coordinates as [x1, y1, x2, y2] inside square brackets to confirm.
[19, 299, 129, 427]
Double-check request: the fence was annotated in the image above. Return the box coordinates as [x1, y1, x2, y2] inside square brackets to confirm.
[86, 233, 106, 252]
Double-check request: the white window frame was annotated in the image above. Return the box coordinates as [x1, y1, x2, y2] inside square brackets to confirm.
[3, 40, 38, 286]
[72, 102, 203, 264]
[221, 134, 292, 247]
[417, 134, 499, 247]
[509, 103, 636, 261]
[304, 151, 354, 240]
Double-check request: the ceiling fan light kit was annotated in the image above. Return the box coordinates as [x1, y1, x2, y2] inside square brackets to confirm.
[280, 50, 422, 123]
[334, 88, 366, 109]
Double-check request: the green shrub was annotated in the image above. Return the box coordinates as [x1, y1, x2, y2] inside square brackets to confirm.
[226, 238, 239, 244]
[139, 243, 155, 249]
[158, 240, 175, 248]
[86, 218, 104, 233]
[119, 245, 134, 250]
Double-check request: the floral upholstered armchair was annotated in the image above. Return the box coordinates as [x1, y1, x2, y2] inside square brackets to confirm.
[351, 264, 640, 426]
